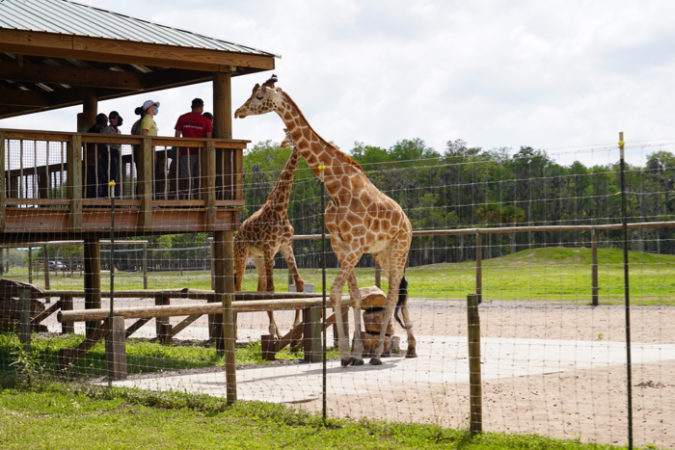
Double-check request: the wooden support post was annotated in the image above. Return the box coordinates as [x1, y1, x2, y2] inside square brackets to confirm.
[67, 134, 83, 231]
[467, 293, 482, 434]
[83, 238, 102, 338]
[0, 131, 5, 232]
[475, 232, 483, 303]
[154, 294, 172, 344]
[28, 247, 33, 284]
[138, 137, 153, 230]
[125, 318, 150, 338]
[591, 228, 599, 307]
[303, 305, 321, 363]
[214, 229, 237, 403]
[43, 244, 50, 290]
[142, 243, 148, 289]
[61, 295, 74, 334]
[106, 316, 127, 380]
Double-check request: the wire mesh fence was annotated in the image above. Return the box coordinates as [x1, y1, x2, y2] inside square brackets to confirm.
[1, 136, 673, 447]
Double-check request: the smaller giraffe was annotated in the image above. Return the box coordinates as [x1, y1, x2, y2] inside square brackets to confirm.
[234, 131, 304, 338]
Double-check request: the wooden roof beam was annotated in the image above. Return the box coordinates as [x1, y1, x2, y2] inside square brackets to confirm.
[0, 86, 48, 107]
[0, 58, 143, 90]
[0, 30, 275, 73]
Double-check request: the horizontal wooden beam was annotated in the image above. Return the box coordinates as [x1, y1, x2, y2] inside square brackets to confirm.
[0, 85, 48, 107]
[59, 297, 347, 322]
[0, 59, 143, 90]
[0, 30, 276, 72]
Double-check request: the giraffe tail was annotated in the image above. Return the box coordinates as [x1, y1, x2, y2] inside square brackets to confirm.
[394, 276, 408, 329]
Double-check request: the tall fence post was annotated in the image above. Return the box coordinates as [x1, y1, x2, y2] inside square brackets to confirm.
[467, 293, 482, 434]
[475, 233, 482, 303]
[591, 227, 599, 306]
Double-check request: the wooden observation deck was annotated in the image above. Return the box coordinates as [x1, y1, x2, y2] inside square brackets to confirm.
[0, 129, 246, 243]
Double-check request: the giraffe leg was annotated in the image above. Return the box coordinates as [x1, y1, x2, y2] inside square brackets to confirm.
[263, 249, 282, 339]
[280, 239, 304, 351]
[371, 242, 413, 365]
[331, 267, 354, 366]
[346, 270, 364, 365]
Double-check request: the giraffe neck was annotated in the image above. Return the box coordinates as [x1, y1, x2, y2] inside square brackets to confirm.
[266, 146, 299, 212]
[275, 91, 363, 187]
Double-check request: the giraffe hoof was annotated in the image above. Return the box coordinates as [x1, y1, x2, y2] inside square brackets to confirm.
[351, 358, 364, 366]
[369, 357, 382, 365]
[406, 348, 418, 358]
[341, 358, 351, 367]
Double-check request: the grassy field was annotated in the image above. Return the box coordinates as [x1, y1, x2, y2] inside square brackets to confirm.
[0, 385, 624, 449]
[8, 247, 674, 305]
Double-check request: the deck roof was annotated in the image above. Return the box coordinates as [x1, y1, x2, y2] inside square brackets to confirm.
[0, 0, 277, 118]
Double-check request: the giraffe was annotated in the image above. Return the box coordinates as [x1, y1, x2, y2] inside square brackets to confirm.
[234, 131, 304, 339]
[235, 75, 416, 366]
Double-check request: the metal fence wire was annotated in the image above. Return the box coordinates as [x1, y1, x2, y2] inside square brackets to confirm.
[1, 139, 674, 448]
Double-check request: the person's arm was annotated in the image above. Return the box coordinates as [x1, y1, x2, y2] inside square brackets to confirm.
[141, 129, 148, 136]
[206, 131, 212, 138]
[175, 130, 181, 137]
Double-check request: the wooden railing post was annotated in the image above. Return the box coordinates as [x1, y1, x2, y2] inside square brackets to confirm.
[0, 131, 6, 231]
[138, 137, 153, 230]
[67, 134, 82, 231]
[203, 140, 216, 229]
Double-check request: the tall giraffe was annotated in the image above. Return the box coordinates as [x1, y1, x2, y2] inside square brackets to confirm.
[235, 75, 416, 366]
[234, 131, 304, 338]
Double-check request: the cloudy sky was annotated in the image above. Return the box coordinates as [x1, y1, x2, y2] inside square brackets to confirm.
[2, 0, 674, 165]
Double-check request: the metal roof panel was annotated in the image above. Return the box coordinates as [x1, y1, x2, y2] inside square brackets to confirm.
[0, 0, 277, 57]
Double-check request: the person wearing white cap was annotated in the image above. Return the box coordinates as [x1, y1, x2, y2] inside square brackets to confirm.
[140, 100, 159, 136]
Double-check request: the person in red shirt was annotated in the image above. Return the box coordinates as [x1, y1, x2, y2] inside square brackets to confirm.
[174, 98, 213, 199]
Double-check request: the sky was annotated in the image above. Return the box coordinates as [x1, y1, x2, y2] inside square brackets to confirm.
[2, 0, 675, 166]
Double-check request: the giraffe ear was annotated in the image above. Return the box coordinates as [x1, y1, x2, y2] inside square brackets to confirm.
[251, 83, 260, 94]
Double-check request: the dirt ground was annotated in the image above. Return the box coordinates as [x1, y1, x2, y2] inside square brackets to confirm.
[47, 297, 675, 448]
[242, 300, 675, 448]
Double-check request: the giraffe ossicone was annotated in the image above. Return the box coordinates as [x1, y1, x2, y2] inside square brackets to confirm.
[235, 75, 417, 366]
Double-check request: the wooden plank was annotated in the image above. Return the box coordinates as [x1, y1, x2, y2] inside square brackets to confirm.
[58, 297, 350, 322]
[31, 299, 62, 325]
[170, 314, 202, 337]
[138, 138, 153, 231]
[0, 59, 143, 90]
[83, 238, 101, 338]
[58, 318, 110, 371]
[125, 318, 151, 338]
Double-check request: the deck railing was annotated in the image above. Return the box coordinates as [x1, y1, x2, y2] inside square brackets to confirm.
[0, 129, 246, 232]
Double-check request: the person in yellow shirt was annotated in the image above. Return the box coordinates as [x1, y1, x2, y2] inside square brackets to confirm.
[140, 100, 159, 136]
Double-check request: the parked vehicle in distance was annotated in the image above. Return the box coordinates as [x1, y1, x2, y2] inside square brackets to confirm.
[48, 260, 67, 271]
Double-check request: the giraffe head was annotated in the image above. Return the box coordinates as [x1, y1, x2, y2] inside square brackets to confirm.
[234, 74, 283, 119]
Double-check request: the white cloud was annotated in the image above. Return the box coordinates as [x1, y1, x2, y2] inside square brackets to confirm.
[2, 0, 675, 166]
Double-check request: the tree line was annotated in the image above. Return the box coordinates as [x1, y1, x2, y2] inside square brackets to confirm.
[26, 138, 675, 271]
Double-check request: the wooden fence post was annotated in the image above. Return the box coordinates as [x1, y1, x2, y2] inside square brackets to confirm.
[467, 293, 482, 434]
[303, 305, 321, 363]
[475, 233, 482, 303]
[591, 228, 599, 306]
[19, 288, 31, 353]
[106, 316, 127, 380]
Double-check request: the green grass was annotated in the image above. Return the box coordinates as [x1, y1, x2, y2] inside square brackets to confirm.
[0, 332, 336, 382]
[0, 385, 624, 449]
[10, 247, 674, 305]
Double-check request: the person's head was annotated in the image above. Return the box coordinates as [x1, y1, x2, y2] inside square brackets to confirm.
[109, 111, 123, 127]
[142, 100, 159, 116]
[135, 106, 144, 116]
[95, 113, 108, 127]
[191, 98, 204, 113]
[203, 112, 213, 122]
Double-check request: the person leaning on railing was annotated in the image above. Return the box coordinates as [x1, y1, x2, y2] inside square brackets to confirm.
[173, 98, 213, 200]
[85, 113, 108, 198]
